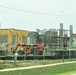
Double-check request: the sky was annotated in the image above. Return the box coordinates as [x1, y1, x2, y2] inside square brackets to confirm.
[0, 0, 76, 33]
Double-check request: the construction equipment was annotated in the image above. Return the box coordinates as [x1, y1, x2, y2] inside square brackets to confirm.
[13, 44, 44, 55]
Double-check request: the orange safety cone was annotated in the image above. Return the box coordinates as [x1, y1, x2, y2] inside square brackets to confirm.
[62, 57, 64, 62]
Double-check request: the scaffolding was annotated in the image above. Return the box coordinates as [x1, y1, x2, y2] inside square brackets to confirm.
[39, 23, 73, 50]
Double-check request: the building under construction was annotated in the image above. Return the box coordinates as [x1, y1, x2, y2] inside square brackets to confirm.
[29, 23, 73, 50]
[27, 23, 76, 59]
[0, 23, 76, 59]
[0, 28, 28, 53]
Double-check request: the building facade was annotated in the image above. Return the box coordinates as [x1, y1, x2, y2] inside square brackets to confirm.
[0, 28, 28, 52]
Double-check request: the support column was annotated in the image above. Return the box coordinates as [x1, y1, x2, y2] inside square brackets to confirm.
[18, 31, 22, 44]
[8, 34, 12, 52]
[70, 25, 73, 49]
[60, 23, 63, 50]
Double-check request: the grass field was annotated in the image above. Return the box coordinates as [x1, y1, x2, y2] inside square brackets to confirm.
[0, 63, 76, 75]
[0, 59, 76, 75]
[58, 71, 76, 75]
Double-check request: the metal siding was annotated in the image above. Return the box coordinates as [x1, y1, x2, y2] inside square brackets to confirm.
[22, 36, 27, 44]
[28, 32, 37, 44]
[12, 35, 18, 45]
[0, 35, 8, 43]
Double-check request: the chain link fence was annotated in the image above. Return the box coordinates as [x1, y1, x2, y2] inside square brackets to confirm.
[0, 46, 76, 61]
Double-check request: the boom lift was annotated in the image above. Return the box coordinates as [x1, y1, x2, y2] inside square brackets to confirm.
[13, 44, 44, 55]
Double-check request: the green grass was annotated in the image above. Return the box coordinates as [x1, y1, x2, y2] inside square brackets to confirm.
[58, 71, 76, 75]
[0, 62, 76, 75]
[0, 59, 76, 75]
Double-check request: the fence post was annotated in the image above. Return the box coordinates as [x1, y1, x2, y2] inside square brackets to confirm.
[69, 50, 71, 59]
[14, 53, 18, 64]
[43, 47, 45, 60]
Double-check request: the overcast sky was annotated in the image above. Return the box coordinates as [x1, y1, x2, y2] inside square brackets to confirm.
[0, 0, 76, 33]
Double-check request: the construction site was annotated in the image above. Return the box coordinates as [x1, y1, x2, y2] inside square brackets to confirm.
[0, 23, 76, 60]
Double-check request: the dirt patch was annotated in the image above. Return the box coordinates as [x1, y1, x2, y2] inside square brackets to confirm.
[0, 60, 51, 69]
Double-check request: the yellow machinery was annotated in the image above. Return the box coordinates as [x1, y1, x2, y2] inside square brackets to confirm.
[0, 28, 28, 52]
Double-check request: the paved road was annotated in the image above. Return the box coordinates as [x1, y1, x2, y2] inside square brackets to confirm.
[0, 61, 76, 72]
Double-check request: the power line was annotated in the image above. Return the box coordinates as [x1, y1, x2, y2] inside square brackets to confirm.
[51, 0, 73, 25]
[0, 5, 76, 16]
[0, 5, 58, 16]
